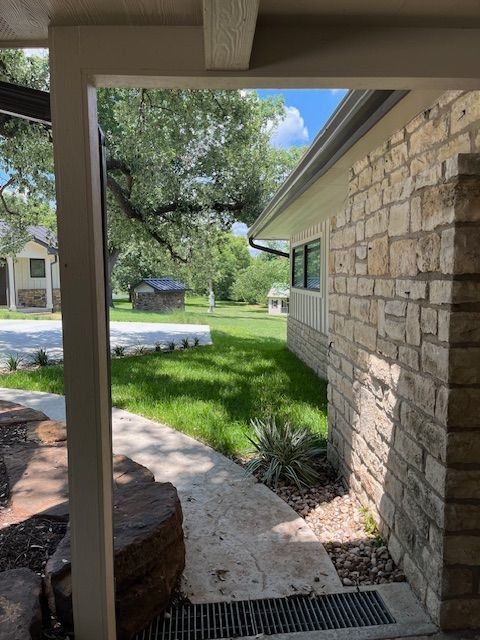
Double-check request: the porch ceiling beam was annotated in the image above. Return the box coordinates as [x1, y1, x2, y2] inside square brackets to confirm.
[202, 0, 259, 71]
[60, 25, 480, 90]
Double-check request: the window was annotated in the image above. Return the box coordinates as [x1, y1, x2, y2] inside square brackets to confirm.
[292, 238, 321, 291]
[292, 246, 304, 288]
[306, 240, 321, 290]
[30, 258, 46, 278]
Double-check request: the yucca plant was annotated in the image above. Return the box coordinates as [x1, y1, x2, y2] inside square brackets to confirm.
[134, 345, 147, 355]
[6, 354, 22, 371]
[193, 336, 200, 347]
[31, 348, 50, 367]
[154, 341, 163, 352]
[181, 338, 190, 349]
[167, 341, 176, 351]
[245, 418, 324, 489]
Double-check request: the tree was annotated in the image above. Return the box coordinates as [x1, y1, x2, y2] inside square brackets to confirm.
[232, 255, 289, 304]
[0, 50, 303, 303]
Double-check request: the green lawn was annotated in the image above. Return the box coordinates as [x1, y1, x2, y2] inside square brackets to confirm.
[0, 298, 328, 455]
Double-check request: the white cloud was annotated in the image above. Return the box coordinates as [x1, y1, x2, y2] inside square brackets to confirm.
[269, 105, 309, 148]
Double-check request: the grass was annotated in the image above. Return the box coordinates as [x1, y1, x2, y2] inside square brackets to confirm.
[0, 297, 328, 456]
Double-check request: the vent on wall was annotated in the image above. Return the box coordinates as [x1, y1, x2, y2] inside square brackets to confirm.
[135, 590, 395, 640]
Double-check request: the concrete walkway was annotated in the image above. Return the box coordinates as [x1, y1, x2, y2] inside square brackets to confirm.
[0, 388, 341, 603]
[0, 320, 211, 361]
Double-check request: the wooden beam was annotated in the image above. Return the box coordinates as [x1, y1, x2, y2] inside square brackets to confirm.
[49, 27, 116, 640]
[203, 0, 259, 71]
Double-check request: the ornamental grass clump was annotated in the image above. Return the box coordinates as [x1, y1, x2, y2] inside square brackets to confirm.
[245, 417, 324, 489]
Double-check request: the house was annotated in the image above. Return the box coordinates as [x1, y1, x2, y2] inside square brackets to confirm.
[131, 277, 189, 312]
[249, 89, 480, 630]
[1, 3, 480, 637]
[267, 283, 289, 315]
[0, 223, 60, 311]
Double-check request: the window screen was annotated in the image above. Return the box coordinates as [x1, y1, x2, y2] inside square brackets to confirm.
[306, 240, 321, 290]
[30, 258, 46, 278]
[292, 246, 304, 288]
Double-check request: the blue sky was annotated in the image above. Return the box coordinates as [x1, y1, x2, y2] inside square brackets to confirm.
[258, 88, 348, 148]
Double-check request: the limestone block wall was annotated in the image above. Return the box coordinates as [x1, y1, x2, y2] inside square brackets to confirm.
[327, 90, 480, 629]
[287, 317, 328, 379]
[133, 290, 185, 312]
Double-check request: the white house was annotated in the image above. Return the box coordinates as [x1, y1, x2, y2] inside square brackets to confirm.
[267, 283, 289, 315]
[0, 224, 60, 311]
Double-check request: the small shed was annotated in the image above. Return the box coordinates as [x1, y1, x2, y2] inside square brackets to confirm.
[131, 277, 189, 312]
[267, 283, 289, 315]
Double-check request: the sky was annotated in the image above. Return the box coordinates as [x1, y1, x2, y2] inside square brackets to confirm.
[259, 88, 348, 148]
[233, 88, 347, 239]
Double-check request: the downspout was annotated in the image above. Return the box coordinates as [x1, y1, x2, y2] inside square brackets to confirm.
[248, 237, 289, 258]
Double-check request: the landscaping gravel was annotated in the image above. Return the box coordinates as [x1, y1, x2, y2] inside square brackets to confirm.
[272, 460, 406, 587]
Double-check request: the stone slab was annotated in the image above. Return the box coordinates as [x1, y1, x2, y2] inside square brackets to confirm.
[46, 482, 185, 640]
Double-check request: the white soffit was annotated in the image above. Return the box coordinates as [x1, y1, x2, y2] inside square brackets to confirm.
[254, 90, 441, 240]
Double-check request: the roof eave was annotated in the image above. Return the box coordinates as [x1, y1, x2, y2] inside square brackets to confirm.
[248, 89, 408, 240]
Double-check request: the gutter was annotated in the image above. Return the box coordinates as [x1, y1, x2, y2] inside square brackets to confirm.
[249, 89, 408, 240]
[248, 237, 289, 258]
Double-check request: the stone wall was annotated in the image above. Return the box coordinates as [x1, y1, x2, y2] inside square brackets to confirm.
[133, 291, 185, 312]
[327, 91, 480, 629]
[287, 317, 328, 379]
[17, 288, 46, 308]
[53, 288, 61, 310]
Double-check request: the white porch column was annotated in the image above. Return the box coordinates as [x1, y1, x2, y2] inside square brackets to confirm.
[6, 256, 16, 310]
[49, 28, 116, 640]
[45, 256, 53, 310]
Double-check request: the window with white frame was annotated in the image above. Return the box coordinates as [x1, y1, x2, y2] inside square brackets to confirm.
[292, 238, 321, 291]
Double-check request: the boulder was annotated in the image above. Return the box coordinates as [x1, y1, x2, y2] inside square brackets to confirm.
[45, 482, 185, 640]
[25, 420, 67, 444]
[0, 568, 42, 640]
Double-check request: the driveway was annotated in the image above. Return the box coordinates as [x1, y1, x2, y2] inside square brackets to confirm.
[0, 319, 212, 362]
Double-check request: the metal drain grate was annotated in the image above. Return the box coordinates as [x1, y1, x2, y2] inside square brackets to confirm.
[135, 591, 395, 640]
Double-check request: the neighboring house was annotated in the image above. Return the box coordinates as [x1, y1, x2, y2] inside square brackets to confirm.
[0, 223, 60, 311]
[131, 277, 189, 312]
[249, 90, 480, 629]
[267, 283, 289, 315]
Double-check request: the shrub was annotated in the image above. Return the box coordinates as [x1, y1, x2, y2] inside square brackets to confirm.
[181, 338, 190, 349]
[193, 336, 200, 347]
[6, 354, 22, 371]
[244, 417, 324, 489]
[31, 348, 50, 367]
[154, 342, 163, 352]
[167, 341, 176, 351]
[112, 345, 126, 357]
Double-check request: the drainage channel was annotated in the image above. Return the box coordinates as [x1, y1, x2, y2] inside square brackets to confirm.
[135, 590, 396, 640]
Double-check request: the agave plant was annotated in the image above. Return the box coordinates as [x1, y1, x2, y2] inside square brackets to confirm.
[31, 348, 50, 367]
[245, 418, 324, 489]
[6, 354, 22, 371]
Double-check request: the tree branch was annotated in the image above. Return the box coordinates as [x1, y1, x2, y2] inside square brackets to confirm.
[0, 178, 20, 217]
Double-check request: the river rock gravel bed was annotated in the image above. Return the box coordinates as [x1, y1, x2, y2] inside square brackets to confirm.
[272, 460, 406, 587]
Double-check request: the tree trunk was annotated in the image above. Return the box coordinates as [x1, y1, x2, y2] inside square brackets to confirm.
[107, 248, 121, 308]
